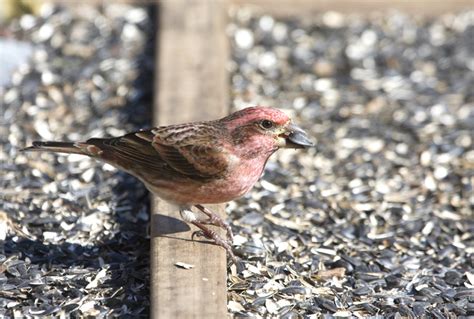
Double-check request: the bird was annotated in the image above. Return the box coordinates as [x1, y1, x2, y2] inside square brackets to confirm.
[22, 106, 313, 260]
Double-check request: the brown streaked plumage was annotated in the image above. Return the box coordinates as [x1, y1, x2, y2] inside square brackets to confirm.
[22, 106, 313, 261]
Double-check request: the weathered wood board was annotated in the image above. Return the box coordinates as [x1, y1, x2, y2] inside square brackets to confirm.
[151, 0, 229, 318]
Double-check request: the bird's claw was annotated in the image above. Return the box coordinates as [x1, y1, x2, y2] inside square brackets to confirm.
[191, 229, 233, 249]
[191, 221, 237, 263]
[191, 230, 206, 240]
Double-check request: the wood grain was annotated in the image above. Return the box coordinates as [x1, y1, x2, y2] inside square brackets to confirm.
[151, 0, 229, 318]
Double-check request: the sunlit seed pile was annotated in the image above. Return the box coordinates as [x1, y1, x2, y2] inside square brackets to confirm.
[0, 4, 153, 317]
[227, 8, 474, 318]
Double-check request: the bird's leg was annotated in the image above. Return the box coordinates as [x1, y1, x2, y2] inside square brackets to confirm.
[194, 204, 233, 241]
[179, 208, 236, 262]
[179, 208, 209, 241]
[191, 221, 237, 262]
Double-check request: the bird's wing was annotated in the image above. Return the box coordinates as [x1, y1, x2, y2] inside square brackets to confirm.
[149, 123, 230, 178]
[84, 132, 168, 174]
[85, 123, 230, 180]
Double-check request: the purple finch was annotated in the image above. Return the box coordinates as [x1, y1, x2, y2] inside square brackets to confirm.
[22, 106, 313, 259]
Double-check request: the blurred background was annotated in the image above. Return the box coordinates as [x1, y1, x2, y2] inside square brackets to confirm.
[0, 0, 473, 317]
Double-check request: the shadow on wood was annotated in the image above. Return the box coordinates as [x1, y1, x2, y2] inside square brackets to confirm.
[152, 214, 190, 236]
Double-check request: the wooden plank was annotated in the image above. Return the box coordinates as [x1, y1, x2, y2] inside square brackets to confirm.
[150, 1, 229, 318]
[231, 0, 473, 16]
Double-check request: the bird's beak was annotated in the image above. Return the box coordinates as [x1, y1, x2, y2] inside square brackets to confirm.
[279, 123, 314, 149]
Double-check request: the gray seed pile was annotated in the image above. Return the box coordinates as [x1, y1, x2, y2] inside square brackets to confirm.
[227, 8, 474, 318]
[0, 4, 153, 317]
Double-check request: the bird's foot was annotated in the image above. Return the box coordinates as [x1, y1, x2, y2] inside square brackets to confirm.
[194, 204, 233, 241]
[191, 230, 206, 240]
[191, 221, 237, 263]
[180, 207, 236, 262]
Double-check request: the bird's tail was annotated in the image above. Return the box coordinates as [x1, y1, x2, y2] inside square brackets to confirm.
[21, 141, 87, 155]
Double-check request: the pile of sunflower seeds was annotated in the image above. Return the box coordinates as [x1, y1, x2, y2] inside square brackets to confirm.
[0, 3, 153, 317]
[227, 8, 473, 318]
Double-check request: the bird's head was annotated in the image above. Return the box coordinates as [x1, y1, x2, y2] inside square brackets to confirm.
[222, 106, 313, 158]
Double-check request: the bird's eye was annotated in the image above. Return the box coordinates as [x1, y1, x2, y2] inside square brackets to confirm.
[259, 120, 274, 130]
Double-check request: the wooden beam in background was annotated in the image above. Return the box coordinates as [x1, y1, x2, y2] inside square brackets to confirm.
[231, 0, 472, 17]
[151, 0, 229, 318]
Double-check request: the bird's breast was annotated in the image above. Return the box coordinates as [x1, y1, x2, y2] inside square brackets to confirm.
[147, 155, 268, 205]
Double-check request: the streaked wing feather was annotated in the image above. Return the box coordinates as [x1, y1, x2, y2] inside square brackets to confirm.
[152, 142, 227, 178]
[86, 124, 229, 180]
[152, 123, 229, 178]
[86, 132, 168, 173]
